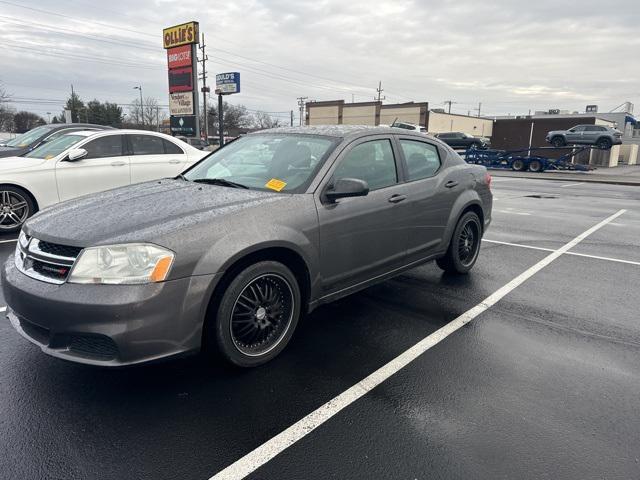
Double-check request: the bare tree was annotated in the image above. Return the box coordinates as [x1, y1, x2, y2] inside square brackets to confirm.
[0, 82, 15, 132]
[128, 96, 160, 130]
[252, 111, 283, 129]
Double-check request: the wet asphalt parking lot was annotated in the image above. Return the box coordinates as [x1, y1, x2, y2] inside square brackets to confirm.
[1, 177, 639, 480]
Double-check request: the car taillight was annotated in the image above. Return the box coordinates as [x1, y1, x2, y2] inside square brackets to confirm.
[485, 172, 492, 190]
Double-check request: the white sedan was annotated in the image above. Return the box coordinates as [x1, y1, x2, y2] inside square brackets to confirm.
[0, 129, 208, 232]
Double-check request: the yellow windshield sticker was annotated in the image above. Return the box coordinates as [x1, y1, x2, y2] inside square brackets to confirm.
[45, 155, 53, 160]
[265, 178, 287, 192]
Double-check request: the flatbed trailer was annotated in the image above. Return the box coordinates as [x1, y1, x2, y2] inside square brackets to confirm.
[463, 145, 596, 172]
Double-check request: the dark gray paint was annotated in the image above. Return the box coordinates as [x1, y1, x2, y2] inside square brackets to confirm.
[2, 126, 492, 365]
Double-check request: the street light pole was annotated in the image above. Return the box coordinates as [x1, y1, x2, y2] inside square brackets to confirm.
[134, 86, 143, 127]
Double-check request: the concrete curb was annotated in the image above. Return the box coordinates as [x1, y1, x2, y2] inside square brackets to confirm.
[490, 171, 640, 187]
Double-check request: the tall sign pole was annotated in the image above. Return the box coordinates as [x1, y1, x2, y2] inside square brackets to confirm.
[215, 72, 241, 147]
[163, 21, 200, 138]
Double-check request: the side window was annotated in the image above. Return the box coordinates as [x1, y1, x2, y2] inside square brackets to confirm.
[130, 135, 165, 155]
[163, 139, 184, 154]
[572, 126, 586, 132]
[399, 139, 441, 181]
[333, 139, 397, 191]
[83, 135, 124, 159]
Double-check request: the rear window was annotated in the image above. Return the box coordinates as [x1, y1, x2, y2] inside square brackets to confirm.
[163, 139, 184, 154]
[130, 135, 165, 155]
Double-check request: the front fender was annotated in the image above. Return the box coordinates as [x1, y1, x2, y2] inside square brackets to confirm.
[192, 222, 320, 285]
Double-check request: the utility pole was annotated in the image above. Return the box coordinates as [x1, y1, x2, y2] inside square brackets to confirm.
[297, 97, 308, 126]
[375, 81, 385, 102]
[134, 85, 143, 127]
[444, 100, 457, 114]
[199, 33, 209, 140]
[70, 84, 75, 123]
[474, 102, 482, 117]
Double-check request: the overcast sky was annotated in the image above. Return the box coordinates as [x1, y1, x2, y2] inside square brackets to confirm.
[1, 0, 639, 122]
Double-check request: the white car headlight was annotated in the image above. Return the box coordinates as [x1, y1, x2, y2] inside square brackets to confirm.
[68, 243, 175, 285]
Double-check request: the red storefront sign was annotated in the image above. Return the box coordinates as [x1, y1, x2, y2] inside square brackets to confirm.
[167, 45, 192, 69]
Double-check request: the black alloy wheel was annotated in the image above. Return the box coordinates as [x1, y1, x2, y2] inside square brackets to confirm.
[551, 137, 565, 147]
[436, 211, 482, 274]
[210, 261, 301, 367]
[230, 273, 294, 357]
[0, 187, 34, 233]
[596, 138, 612, 150]
[457, 220, 480, 268]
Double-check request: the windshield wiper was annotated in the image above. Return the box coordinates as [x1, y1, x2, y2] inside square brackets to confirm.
[192, 178, 249, 189]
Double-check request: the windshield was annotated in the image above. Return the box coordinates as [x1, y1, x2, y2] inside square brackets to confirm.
[5, 125, 55, 148]
[25, 134, 86, 159]
[184, 134, 338, 193]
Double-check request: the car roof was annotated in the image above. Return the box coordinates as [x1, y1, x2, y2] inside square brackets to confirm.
[253, 125, 431, 140]
[50, 123, 114, 130]
[63, 130, 104, 137]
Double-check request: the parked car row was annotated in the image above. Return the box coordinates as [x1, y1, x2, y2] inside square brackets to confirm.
[0, 124, 113, 158]
[0, 128, 208, 232]
[2, 125, 492, 369]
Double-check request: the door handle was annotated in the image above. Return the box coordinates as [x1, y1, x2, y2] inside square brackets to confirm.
[169, 159, 181, 164]
[445, 180, 458, 188]
[388, 194, 407, 204]
[110, 161, 126, 167]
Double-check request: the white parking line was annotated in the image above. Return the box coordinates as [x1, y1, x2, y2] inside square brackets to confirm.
[209, 209, 627, 480]
[0, 307, 6, 312]
[0, 239, 17, 244]
[483, 239, 640, 266]
[560, 182, 584, 188]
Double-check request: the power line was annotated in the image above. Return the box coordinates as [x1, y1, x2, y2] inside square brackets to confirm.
[0, 0, 156, 38]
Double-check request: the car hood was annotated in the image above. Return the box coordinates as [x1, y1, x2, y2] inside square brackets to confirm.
[0, 146, 26, 158]
[25, 179, 290, 247]
[0, 156, 47, 171]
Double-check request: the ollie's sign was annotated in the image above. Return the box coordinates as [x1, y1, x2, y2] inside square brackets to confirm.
[167, 45, 192, 69]
[163, 21, 199, 49]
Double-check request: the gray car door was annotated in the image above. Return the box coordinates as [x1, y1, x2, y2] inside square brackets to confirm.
[583, 125, 602, 144]
[396, 137, 460, 261]
[566, 126, 585, 144]
[315, 136, 411, 294]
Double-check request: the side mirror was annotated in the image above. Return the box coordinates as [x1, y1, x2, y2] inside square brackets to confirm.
[325, 178, 369, 202]
[66, 148, 88, 162]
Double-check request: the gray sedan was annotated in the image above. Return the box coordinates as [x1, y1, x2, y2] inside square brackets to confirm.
[2, 126, 492, 367]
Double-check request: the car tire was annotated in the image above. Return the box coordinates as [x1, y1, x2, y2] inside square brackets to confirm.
[0, 185, 36, 233]
[596, 138, 612, 150]
[436, 211, 482, 275]
[551, 137, 565, 147]
[511, 159, 525, 171]
[210, 261, 301, 367]
[528, 160, 543, 172]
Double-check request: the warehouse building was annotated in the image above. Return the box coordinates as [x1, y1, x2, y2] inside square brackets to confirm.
[305, 100, 491, 137]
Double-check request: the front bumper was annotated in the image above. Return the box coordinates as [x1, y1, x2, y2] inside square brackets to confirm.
[2, 257, 219, 366]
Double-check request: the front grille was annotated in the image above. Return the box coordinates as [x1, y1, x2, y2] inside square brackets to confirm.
[68, 334, 118, 360]
[37, 241, 83, 259]
[32, 259, 71, 282]
[15, 237, 82, 284]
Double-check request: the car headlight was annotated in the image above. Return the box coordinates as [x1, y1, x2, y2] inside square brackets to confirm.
[68, 243, 175, 285]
